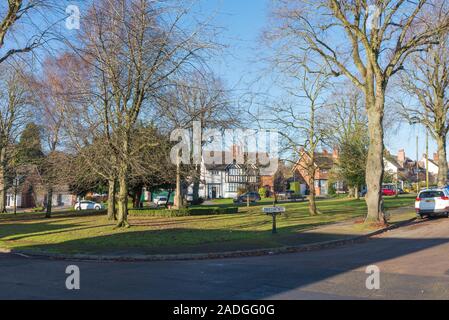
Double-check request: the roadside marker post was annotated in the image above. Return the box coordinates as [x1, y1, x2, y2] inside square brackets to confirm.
[263, 207, 286, 234]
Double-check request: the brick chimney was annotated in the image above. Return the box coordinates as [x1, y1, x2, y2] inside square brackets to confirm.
[434, 153, 439, 162]
[332, 148, 339, 160]
[397, 149, 406, 165]
[323, 149, 329, 156]
[231, 144, 242, 158]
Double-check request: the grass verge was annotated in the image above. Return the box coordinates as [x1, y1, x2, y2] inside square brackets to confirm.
[0, 196, 416, 255]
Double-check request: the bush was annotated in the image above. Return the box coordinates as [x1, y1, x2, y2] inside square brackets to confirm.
[328, 183, 336, 196]
[129, 206, 239, 217]
[188, 207, 239, 215]
[129, 209, 190, 217]
[191, 197, 205, 205]
[258, 187, 267, 199]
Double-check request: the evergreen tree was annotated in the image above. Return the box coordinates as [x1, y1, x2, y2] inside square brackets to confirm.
[16, 123, 44, 165]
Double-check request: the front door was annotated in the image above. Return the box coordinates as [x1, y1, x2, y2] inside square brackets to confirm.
[212, 187, 217, 199]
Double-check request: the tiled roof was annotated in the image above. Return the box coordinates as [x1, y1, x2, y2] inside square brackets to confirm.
[314, 155, 334, 170]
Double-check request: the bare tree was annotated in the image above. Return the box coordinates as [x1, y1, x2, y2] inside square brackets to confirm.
[20, 49, 119, 221]
[322, 84, 368, 198]
[267, 0, 449, 224]
[28, 55, 70, 218]
[157, 73, 237, 207]
[0, 64, 29, 212]
[398, 30, 449, 187]
[65, 0, 215, 227]
[324, 85, 367, 147]
[268, 67, 329, 216]
[0, 1, 65, 64]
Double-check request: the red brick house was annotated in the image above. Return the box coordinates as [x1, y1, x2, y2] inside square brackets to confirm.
[293, 149, 339, 196]
[6, 165, 77, 209]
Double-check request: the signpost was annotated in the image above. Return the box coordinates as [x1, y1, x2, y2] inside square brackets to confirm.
[263, 207, 286, 234]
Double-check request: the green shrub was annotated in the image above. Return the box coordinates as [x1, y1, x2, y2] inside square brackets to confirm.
[188, 207, 239, 215]
[129, 209, 190, 217]
[129, 206, 239, 217]
[328, 183, 336, 196]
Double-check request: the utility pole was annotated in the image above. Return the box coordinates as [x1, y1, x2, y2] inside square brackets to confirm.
[426, 130, 430, 189]
[416, 135, 419, 193]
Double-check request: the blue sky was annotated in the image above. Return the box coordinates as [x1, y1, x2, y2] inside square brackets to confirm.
[197, 0, 269, 87]
[198, 0, 438, 162]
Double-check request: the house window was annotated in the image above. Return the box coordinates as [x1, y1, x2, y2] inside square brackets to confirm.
[228, 183, 241, 193]
[210, 170, 219, 176]
[335, 181, 344, 191]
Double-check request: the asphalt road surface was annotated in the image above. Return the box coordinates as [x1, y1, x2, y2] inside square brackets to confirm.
[2, 217, 449, 300]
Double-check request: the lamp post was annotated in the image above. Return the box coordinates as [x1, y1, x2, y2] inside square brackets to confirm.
[410, 117, 426, 193]
[426, 129, 430, 189]
[416, 135, 419, 193]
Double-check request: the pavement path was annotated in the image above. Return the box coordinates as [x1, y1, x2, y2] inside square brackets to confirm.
[1, 216, 449, 299]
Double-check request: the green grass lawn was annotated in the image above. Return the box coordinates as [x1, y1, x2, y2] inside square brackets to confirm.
[0, 196, 416, 255]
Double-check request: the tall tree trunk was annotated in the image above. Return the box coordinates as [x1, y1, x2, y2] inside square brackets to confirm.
[116, 164, 130, 228]
[365, 96, 386, 225]
[0, 147, 7, 213]
[308, 180, 317, 216]
[348, 187, 355, 199]
[46, 187, 53, 219]
[0, 183, 6, 213]
[107, 179, 116, 221]
[437, 134, 448, 187]
[355, 185, 360, 200]
[165, 190, 173, 209]
[133, 186, 143, 209]
[192, 165, 201, 203]
[173, 160, 183, 210]
[307, 153, 318, 216]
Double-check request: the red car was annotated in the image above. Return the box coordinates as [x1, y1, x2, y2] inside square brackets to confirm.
[382, 188, 396, 196]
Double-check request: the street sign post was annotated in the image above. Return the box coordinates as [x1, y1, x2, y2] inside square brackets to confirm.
[263, 207, 286, 234]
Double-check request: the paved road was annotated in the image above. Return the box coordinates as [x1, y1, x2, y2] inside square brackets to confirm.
[2, 217, 449, 300]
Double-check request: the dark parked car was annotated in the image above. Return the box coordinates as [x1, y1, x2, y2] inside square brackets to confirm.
[234, 192, 261, 204]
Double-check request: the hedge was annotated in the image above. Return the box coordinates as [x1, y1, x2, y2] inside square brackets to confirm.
[129, 206, 239, 217]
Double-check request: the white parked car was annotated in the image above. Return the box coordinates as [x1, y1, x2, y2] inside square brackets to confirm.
[415, 188, 449, 219]
[153, 196, 168, 206]
[74, 200, 104, 211]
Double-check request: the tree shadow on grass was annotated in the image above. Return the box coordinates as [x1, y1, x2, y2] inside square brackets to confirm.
[0, 221, 82, 240]
[8, 220, 372, 256]
[0, 210, 106, 222]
